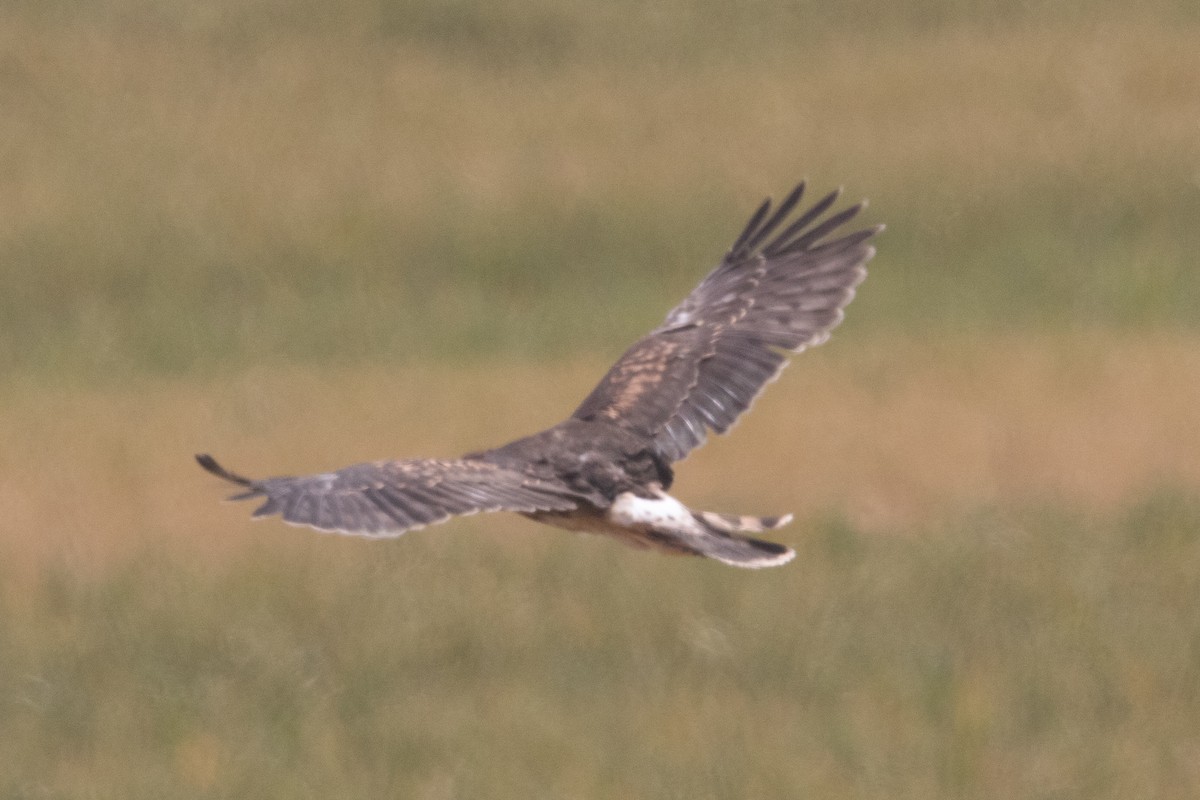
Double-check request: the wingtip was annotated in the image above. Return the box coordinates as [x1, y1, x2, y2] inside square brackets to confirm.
[195, 453, 254, 487]
[782, 181, 806, 207]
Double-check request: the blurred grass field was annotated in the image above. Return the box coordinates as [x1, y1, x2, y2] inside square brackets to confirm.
[2, 0, 1200, 797]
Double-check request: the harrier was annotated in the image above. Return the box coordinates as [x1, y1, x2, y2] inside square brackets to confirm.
[198, 182, 880, 568]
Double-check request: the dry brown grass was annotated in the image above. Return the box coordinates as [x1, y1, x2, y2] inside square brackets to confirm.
[2, 331, 1196, 573]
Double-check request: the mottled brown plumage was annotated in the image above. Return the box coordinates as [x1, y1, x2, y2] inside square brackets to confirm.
[198, 182, 880, 568]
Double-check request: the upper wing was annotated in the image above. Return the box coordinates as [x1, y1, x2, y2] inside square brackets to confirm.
[571, 182, 880, 463]
[196, 453, 580, 537]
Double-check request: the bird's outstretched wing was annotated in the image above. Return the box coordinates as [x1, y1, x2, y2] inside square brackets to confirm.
[571, 182, 880, 463]
[196, 454, 580, 537]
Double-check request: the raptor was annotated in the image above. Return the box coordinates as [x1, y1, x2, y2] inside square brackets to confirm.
[198, 182, 880, 568]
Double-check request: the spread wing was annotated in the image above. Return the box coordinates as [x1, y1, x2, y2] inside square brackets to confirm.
[571, 182, 880, 463]
[196, 454, 580, 537]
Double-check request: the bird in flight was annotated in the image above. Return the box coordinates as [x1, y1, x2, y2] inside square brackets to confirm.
[198, 182, 880, 568]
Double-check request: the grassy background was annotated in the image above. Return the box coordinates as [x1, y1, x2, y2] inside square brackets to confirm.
[2, 0, 1199, 378]
[2, 0, 1200, 797]
[7, 494, 1200, 799]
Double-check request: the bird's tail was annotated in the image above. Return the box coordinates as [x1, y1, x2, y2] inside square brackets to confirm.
[689, 510, 795, 568]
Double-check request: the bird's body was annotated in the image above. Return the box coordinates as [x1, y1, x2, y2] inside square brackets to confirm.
[198, 182, 881, 568]
[471, 417, 671, 504]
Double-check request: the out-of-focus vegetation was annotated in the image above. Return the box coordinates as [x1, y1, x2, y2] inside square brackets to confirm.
[5, 493, 1200, 798]
[2, 0, 1199, 797]
[1, 0, 1198, 378]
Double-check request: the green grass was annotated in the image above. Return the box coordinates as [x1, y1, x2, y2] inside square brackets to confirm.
[4, 492, 1199, 798]
[2, 1, 1199, 380]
